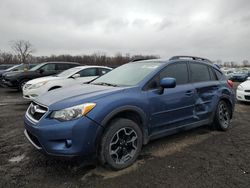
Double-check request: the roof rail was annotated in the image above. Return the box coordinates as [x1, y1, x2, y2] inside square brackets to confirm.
[169, 56, 212, 63]
[130, 58, 150, 62]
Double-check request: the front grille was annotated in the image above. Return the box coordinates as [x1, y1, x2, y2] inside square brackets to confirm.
[245, 96, 250, 100]
[26, 130, 42, 148]
[27, 102, 48, 122]
[245, 90, 250, 93]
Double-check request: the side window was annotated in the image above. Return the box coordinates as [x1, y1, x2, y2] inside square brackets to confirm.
[68, 64, 78, 68]
[160, 62, 189, 85]
[78, 68, 98, 77]
[99, 68, 111, 76]
[214, 69, 226, 80]
[40, 64, 56, 71]
[190, 63, 210, 83]
[208, 67, 217, 81]
[56, 64, 70, 71]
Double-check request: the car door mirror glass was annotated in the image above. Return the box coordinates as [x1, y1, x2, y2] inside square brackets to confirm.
[72, 74, 80, 79]
[39, 69, 44, 74]
[160, 77, 176, 88]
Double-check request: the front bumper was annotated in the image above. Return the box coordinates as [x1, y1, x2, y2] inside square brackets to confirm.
[1, 78, 18, 88]
[24, 114, 103, 157]
[23, 88, 42, 100]
[236, 90, 250, 102]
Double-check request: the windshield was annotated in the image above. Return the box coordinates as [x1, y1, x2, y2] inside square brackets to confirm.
[56, 67, 82, 77]
[30, 63, 46, 71]
[91, 61, 162, 86]
[6, 64, 22, 71]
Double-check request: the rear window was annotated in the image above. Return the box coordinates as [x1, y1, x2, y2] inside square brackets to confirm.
[190, 63, 210, 83]
[208, 67, 217, 81]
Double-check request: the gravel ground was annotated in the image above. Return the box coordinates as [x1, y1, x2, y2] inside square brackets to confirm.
[0, 84, 250, 188]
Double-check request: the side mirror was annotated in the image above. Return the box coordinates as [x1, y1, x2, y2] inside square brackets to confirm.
[72, 74, 80, 79]
[39, 69, 44, 74]
[159, 77, 176, 94]
[247, 77, 250, 81]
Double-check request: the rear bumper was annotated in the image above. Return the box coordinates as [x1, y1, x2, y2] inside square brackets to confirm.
[24, 115, 104, 157]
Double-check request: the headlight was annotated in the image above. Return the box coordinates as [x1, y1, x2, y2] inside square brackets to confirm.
[29, 81, 48, 89]
[50, 103, 96, 121]
[237, 85, 244, 91]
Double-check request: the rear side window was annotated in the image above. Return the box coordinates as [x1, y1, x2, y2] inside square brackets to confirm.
[56, 64, 71, 71]
[208, 67, 217, 81]
[190, 63, 210, 83]
[78, 68, 98, 77]
[160, 62, 189, 85]
[214, 69, 226, 80]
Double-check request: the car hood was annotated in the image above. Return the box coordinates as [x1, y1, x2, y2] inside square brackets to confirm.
[240, 80, 250, 89]
[35, 84, 126, 110]
[26, 76, 62, 85]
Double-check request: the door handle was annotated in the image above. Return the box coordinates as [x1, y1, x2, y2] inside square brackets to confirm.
[185, 90, 194, 96]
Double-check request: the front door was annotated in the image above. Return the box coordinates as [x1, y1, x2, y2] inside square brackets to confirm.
[146, 62, 197, 134]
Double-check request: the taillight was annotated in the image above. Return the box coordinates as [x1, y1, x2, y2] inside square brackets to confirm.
[227, 80, 233, 88]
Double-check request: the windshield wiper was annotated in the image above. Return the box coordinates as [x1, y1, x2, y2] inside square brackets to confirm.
[92, 82, 119, 87]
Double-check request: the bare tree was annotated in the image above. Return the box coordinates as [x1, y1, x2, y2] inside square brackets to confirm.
[11, 40, 34, 64]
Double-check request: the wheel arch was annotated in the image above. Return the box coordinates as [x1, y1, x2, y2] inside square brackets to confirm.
[101, 105, 149, 145]
[219, 96, 234, 118]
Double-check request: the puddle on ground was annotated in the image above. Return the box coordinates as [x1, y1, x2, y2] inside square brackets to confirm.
[9, 154, 26, 163]
[81, 159, 145, 181]
[149, 132, 218, 158]
[80, 132, 219, 181]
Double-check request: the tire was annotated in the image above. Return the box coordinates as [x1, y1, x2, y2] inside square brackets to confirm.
[214, 100, 231, 131]
[18, 79, 29, 91]
[99, 118, 143, 170]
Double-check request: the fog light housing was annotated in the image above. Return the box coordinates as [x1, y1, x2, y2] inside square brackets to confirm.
[65, 140, 72, 148]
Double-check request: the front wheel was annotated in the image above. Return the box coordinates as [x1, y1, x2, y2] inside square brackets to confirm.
[214, 100, 232, 131]
[99, 118, 143, 170]
[19, 79, 29, 91]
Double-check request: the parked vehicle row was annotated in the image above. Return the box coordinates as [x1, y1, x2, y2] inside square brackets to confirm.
[221, 67, 250, 82]
[0, 63, 36, 86]
[22, 56, 235, 170]
[1, 62, 79, 90]
[23, 66, 112, 100]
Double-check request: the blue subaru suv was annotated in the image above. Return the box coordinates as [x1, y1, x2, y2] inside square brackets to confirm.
[24, 56, 235, 170]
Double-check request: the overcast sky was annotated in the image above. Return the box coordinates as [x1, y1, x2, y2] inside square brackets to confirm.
[0, 0, 250, 62]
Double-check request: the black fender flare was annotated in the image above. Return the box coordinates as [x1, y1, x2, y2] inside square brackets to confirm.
[101, 105, 149, 144]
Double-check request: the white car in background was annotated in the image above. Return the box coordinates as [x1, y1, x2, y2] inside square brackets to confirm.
[236, 77, 250, 102]
[22, 66, 112, 100]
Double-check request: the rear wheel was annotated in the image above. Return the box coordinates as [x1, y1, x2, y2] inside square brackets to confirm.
[214, 100, 231, 131]
[99, 118, 142, 170]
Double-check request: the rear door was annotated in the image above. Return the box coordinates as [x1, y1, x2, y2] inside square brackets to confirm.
[189, 62, 220, 121]
[146, 62, 197, 133]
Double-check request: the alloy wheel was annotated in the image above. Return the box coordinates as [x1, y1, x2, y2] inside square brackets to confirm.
[109, 127, 138, 165]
